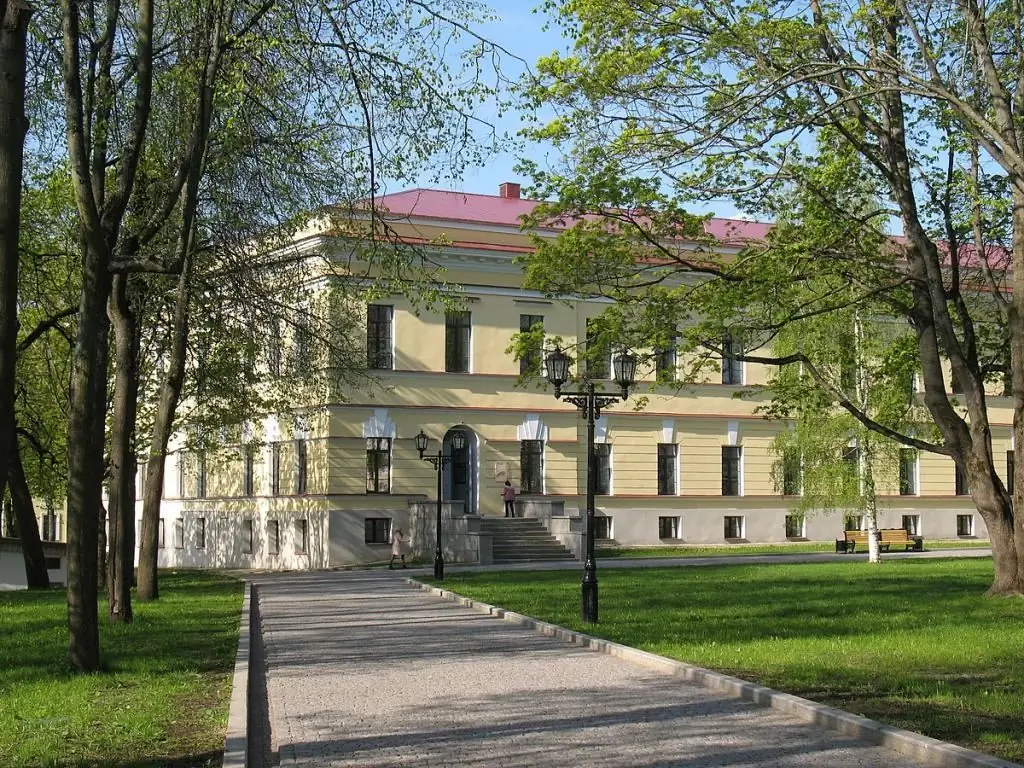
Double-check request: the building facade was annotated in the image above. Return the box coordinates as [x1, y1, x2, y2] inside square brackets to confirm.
[146, 183, 999, 570]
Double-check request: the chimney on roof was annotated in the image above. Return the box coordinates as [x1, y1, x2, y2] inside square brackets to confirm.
[499, 182, 521, 199]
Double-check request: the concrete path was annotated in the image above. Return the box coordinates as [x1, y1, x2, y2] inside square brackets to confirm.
[251, 569, 964, 768]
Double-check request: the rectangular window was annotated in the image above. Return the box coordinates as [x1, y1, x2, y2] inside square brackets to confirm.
[658, 516, 680, 539]
[268, 322, 283, 377]
[367, 304, 394, 370]
[957, 514, 975, 536]
[242, 518, 253, 555]
[842, 445, 860, 490]
[594, 444, 612, 495]
[722, 332, 743, 385]
[951, 371, 964, 394]
[445, 311, 471, 373]
[366, 437, 391, 494]
[902, 514, 920, 535]
[268, 520, 280, 555]
[657, 443, 677, 495]
[271, 443, 282, 496]
[174, 518, 184, 549]
[593, 516, 612, 539]
[519, 314, 544, 375]
[291, 321, 312, 374]
[177, 455, 186, 498]
[586, 318, 610, 379]
[785, 515, 805, 538]
[196, 517, 206, 549]
[197, 454, 207, 499]
[295, 519, 308, 554]
[295, 439, 308, 495]
[781, 452, 801, 496]
[158, 518, 165, 549]
[724, 515, 745, 539]
[899, 448, 918, 495]
[1007, 450, 1014, 495]
[364, 517, 391, 544]
[243, 447, 254, 497]
[520, 439, 544, 493]
[955, 463, 970, 496]
[655, 338, 677, 381]
[844, 514, 865, 531]
[721, 446, 741, 496]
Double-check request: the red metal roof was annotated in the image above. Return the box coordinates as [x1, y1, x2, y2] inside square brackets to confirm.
[371, 187, 1008, 270]
[374, 187, 772, 244]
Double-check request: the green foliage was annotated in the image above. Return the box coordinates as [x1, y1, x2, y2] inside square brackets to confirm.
[14, 165, 80, 509]
[434, 559, 1024, 762]
[0, 571, 242, 766]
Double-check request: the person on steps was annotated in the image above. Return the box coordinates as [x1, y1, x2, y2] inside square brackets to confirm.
[502, 480, 517, 518]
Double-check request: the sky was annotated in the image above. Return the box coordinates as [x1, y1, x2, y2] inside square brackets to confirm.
[412, 0, 568, 199]
[416, 1, 746, 220]
[406, 0, 747, 222]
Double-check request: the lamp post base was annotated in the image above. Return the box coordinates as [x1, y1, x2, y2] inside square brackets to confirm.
[581, 560, 598, 623]
[434, 552, 444, 581]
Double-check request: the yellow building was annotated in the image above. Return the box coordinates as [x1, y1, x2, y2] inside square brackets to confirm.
[148, 183, 997, 570]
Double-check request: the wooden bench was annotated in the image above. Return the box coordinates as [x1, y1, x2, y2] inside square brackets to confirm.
[836, 530, 871, 553]
[836, 529, 924, 553]
[879, 528, 924, 551]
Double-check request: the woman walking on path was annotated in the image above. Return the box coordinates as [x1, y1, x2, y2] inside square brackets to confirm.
[501, 481, 517, 518]
[389, 528, 408, 569]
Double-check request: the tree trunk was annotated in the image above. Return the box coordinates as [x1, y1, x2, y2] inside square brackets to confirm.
[106, 274, 138, 622]
[138, 257, 191, 601]
[65, 241, 112, 672]
[7, 433, 49, 588]
[0, 1, 34, 531]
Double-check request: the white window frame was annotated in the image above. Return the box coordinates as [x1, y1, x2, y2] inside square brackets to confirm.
[724, 515, 745, 540]
[902, 514, 921, 536]
[658, 515, 681, 540]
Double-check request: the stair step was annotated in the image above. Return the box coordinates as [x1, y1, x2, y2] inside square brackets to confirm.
[480, 516, 576, 563]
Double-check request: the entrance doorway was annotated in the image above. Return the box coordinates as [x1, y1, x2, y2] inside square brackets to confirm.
[443, 427, 476, 515]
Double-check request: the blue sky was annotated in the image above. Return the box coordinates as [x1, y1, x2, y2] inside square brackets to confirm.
[416, 1, 746, 220]
[419, 0, 568, 198]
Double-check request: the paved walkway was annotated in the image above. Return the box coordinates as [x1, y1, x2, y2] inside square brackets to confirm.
[251, 567, 965, 768]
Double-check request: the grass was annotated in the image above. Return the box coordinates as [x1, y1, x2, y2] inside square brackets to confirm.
[597, 539, 992, 558]
[0, 571, 243, 768]
[429, 558, 1024, 762]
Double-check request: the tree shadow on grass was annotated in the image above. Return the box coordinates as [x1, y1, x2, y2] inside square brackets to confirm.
[60, 749, 223, 768]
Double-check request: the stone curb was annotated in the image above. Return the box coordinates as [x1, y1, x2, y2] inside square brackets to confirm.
[410, 579, 1021, 768]
[223, 580, 252, 768]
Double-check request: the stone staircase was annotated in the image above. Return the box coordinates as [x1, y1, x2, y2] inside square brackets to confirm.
[480, 517, 577, 564]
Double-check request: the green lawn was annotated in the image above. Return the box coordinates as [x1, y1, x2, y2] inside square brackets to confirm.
[430, 558, 1024, 762]
[597, 539, 991, 558]
[0, 571, 243, 768]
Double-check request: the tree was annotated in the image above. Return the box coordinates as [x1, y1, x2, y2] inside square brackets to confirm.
[131, 0, 511, 602]
[521, 0, 1024, 595]
[0, 0, 34, 572]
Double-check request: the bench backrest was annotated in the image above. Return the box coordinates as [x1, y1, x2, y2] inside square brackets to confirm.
[880, 528, 911, 541]
[844, 530, 870, 542]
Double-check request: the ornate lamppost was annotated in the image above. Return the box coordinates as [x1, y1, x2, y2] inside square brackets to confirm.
[544, 346, 637, 623]
[414, 429, 466, 580]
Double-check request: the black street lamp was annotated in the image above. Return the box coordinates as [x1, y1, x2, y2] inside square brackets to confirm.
[415, 429, 466, 580]
[544, 346, 636, 623]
